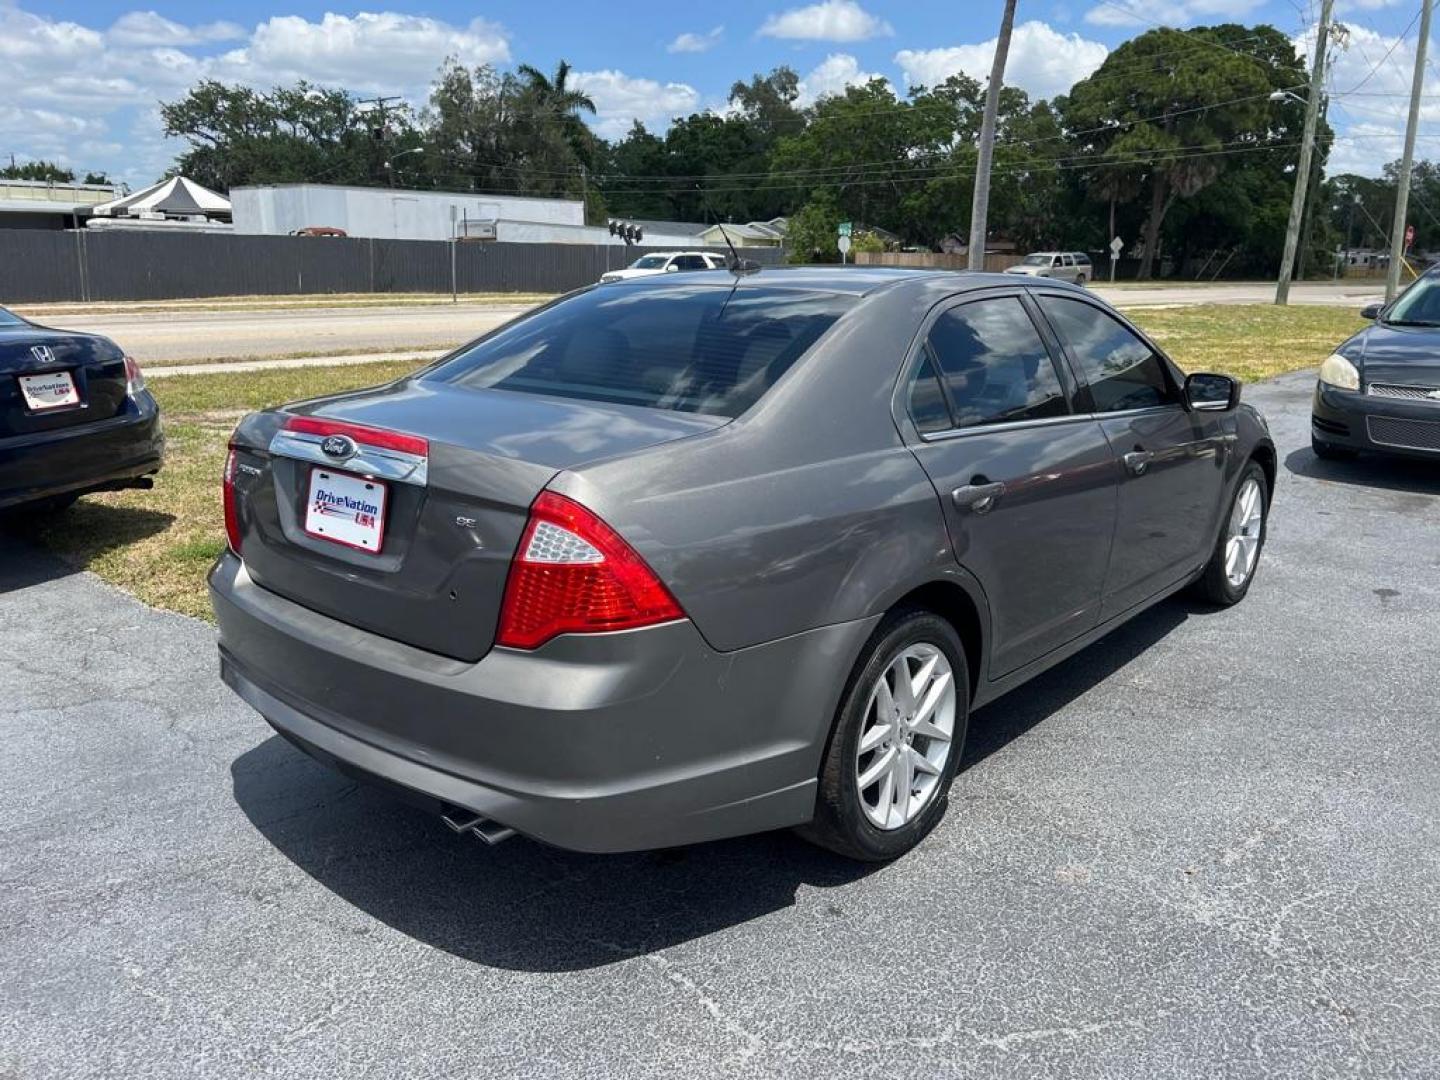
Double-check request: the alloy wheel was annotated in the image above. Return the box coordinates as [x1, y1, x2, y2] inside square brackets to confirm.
[855, 643, 956, 830]
[1224, 476, 1265, 589]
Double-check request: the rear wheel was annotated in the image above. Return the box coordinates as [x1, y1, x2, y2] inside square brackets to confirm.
[1311, 435, 1355, 461]
[1195, 462, 1267, 606]
[799, 610, 970, 862]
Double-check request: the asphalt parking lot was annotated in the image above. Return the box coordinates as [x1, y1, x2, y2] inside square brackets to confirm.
[2, 370, 1438, 1079]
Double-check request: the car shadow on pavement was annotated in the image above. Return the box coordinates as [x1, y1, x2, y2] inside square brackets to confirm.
[0, 502, 174, 591]
[1284, 445, 1440, 496]
[962, 597, 1190, 772]
[231, 594, 1200, 974]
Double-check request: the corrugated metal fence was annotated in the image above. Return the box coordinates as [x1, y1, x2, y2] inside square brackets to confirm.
[0, 231, 786, 303]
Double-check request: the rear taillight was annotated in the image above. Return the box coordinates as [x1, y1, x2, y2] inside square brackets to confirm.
[222, 445, 242, 554]
[123, 355, 146, 397]
[496, 491, 684, 649]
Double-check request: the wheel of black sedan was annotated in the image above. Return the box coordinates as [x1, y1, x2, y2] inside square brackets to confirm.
[1195, 461, 1269, 606]
[800, 610, 970, 862]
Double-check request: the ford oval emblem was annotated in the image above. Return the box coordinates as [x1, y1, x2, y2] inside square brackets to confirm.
[321, 434, 357, 460]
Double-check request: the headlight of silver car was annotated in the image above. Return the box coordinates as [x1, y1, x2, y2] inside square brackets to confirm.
[1318, 352, 1360, 390]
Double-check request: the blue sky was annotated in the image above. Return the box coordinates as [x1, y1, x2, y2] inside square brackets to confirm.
[2, 1, 1434, 187]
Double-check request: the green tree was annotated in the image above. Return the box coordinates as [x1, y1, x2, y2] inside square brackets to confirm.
[786, 193, 843, 263]
[160, 80, 402, 190]
[2, 160, 77, 182]
[1064, 26, 1278, 278]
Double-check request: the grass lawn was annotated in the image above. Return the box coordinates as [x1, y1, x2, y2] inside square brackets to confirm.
[7, 304, 1364, 622]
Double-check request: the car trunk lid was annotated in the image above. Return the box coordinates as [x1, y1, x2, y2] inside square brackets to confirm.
[0, 326, 128, 439]
[233, 378, 725, 661]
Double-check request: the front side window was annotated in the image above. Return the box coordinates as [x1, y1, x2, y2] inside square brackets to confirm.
[924, 297, 1068, 428]
[427, 285, 849, 417]
[1039, 296, 1179, 413]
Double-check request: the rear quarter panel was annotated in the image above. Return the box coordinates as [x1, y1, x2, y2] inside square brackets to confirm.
[556, 281, 973, 654]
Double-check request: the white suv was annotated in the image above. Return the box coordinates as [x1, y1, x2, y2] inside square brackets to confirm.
[599, 252, 726, 283]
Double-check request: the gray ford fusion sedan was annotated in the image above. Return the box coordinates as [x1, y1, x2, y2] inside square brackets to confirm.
[210, 267, 1275, 861]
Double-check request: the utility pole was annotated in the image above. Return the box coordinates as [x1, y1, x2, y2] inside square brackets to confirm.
[1386, 0, 1433, 302]
[1276, 0, 1334, 305]
[968, 0, 1017, 272]
[358, 95, 402, 187]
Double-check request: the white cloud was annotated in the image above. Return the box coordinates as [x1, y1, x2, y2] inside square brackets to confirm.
[213, 13, 509, 92]
[0, 6, 514, 185]
[1084, 0, 1264, 28]
[668, 26, 724, 53]
[758, 0, 893, 42]
[571, 70, 701, 139]
[795, 53, 888, 105]
[896, 21, 1108, 101]
[107, 11, 245, 47]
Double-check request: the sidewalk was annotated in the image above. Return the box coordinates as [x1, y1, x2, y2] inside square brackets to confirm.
[145, 348, 449, 379]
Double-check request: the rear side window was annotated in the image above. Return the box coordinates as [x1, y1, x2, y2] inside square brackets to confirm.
[1039, 296, 1179, 413]
[925, 297, 1068, 428]
[673, 255, 709, 271]
[427, 285, 850, 417]
[908, 351, 952, 433]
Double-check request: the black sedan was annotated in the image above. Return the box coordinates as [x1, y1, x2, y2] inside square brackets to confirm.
[1313, 270, 1440, 460]
[0, 305, 163, 512]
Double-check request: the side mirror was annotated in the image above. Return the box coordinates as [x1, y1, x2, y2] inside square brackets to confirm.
[1360, 302, 1383, 320]
[665, 264, 680, 272]
[1185, 372, 1240, 411]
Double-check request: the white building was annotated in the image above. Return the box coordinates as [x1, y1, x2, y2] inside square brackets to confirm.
[230, 183, 701, 246]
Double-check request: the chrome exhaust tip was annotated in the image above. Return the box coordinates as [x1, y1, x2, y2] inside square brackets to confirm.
[440, 805, 517, 845]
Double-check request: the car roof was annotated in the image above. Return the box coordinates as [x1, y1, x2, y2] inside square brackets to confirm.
[600, 264, 1081, 298]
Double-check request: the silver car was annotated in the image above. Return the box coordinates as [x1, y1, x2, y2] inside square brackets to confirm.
[212, 267, 1273, 862]
[1005, 251, 1092, 285]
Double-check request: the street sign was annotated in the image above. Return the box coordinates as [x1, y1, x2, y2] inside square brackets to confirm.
[1405, 223, 1415, 250]
[1109, 236, 1124, 256]
[838, 222, 852, 238]
[837, 234, 852, 262]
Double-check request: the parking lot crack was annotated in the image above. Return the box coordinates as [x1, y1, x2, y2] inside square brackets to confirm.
[592, 939, 764, 1063]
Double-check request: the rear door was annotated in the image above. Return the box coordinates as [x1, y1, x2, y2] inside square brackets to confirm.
[1034, 293, 1230, 618]
[1061, 254, 1077, 282]
[898, 291, 1118, 678]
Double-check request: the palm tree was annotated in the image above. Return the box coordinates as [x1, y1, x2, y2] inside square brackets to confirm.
[514, 60, 597, 201]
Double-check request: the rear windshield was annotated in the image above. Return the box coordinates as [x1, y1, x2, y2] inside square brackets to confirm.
[426, 284, 850, 417]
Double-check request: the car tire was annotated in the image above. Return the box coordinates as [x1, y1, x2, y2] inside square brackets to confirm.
[1311, 435, 1355, 461]
[798, 609, 970, 862]
[1194, 461, 1268, 606]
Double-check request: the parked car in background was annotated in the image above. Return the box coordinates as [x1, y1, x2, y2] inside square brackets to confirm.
[1313, 267, 1440, 460]
[289, 226, 347, 237]
[1005, 252, 1092, 285]
[211, 267, 1273, 863]
[0, 305, 162, 513]
[599, 252, 726, 283]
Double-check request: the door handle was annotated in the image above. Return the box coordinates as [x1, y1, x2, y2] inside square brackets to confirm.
[951, 480, 1006, 514]
[1122, 450, 1153, 476]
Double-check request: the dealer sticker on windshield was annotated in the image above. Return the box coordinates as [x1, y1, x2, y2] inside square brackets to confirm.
[18, 371, 80, 411]
[304, 468, 387, 553]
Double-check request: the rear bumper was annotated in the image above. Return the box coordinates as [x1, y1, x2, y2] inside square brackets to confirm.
[0, 393, 163, 509]
[210, 553, 877, 853]
[1312, 382, 1440, 459]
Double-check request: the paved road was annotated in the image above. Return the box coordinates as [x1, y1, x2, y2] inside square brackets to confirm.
[24, 302, 537, 365]
[20, 282, 1382, 366]
[2, 372, 1438, 1078]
